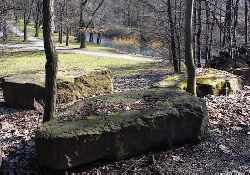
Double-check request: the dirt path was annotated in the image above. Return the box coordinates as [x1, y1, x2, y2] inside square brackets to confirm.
[0, 24, 155, 62]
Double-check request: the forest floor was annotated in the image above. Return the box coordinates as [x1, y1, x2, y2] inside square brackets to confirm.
[0, 66, 249, 174]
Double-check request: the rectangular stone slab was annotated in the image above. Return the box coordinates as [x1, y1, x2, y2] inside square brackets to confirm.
[35, 89, 208, 170]
[2, 69, 113, 108]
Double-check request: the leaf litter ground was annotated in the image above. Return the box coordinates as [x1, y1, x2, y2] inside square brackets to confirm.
[0, 68, 249, 174]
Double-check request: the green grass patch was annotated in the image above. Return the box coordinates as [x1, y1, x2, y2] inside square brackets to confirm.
[110, 62, 172, 77]
[0, 51, 153, 77]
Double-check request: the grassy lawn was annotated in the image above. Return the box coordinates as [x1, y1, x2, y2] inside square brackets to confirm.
[2, 21, 171, 79]
[0, 51, 161, 78]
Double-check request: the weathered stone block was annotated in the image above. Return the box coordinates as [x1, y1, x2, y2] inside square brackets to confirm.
[2, 69, 113, 108]
[2, 74, 45, 109]
[35, 89, 208, 170]
[153, 68, 243, 96]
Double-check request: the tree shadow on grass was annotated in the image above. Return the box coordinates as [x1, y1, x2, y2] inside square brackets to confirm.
[108, 62, 173, 77]
[0, 51, 44, 60]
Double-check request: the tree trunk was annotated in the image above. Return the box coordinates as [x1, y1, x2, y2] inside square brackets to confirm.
[51, 0, 55, 32]
[2, 18, 8, 43]
[176, 0, 183, 72]
[59, 27, 63, 44]
[233, 0, 240, 68]
[23, 17, 28, 42]
[97, 33, 102, 44]
[167, 0, 179, 73]
[219, 4, 222, 48]
[43, 0, 58, 122]
[34, 0, 42, 38]
[80, 31, 86, 48]
[184, 0, 196, 96]
[59, 4, 63, 44]
[35, 22, 40, 37]
[196, 0, 201, 67]
[223, 0, 233, 54]
[65, 0, 69, 46]
[245, 0, 248, 45]
[208, 2, 217, 63]
[66, 27, 69, 46]
[79, 0, 86, 48]
[193, 0, 197, 65]
[23, 23, 28, 42]
[204, 1, 210, 64]
[89, 32, 94, 42]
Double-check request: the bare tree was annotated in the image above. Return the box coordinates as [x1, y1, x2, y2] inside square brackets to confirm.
[79, 0, 88, 48]
[33, 0, 43, 37]
[18, 0, 35, 42]
[196, 0, 201, 68]
[43, 0, 58, 122]
[184, 0, 196, 96]
[167, 0, 179, 73]
[245, 0, 248, 45]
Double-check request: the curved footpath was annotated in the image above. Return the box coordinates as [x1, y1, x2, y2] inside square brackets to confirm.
[0, 24, 155, 63]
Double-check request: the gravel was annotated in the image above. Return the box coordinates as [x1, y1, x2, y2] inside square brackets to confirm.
[0, 71, 249, 174]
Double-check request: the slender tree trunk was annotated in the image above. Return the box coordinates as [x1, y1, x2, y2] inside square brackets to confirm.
[184, 0, 196, 96]
[2, 18, 8, 43]
[208, 2, 217, 63]
[175, 0, 182, 71]
[196, 0, 201, 67]
[58, 28, 61, 42]
[23, 23, 28, 42]
[51, 0, 55, 32]
[80, 31, 86, 48]
[34, 1, 42, 38]
[233, 0, 240, 68]
[174, 0, 181, 71]
[219, 4, 222, 48]
[59, 27, 63, 44]
[66, 27, 69, 46]
[59, 4, 63, 44]
[97, 33, 102, 44]
[245, 0, 248, 45]
[193, 0, 197, 65]
[35, 22, 40, 37]
[65, 0, 69, 46]
[223, 0, 233, 54]
[43, 0, 58, 122]
[89, 32, 94, 42]
[167, 0, 179, 73]
[23, 14, 28, 42]
[204, 1, 210, 64]
[79, 0, 86, 48]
